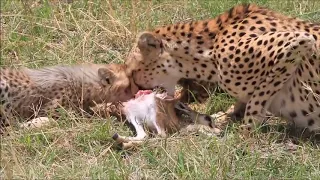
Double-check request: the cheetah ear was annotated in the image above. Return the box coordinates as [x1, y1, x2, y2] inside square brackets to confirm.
[137, 31, 163, 55]
[98, 68, 116, 86]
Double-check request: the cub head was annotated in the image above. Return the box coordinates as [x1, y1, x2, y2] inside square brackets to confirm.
[98, 64, 139, 102]
[126, 32, 183, 96]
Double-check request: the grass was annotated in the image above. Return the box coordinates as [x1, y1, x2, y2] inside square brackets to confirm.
[1, 0, 320, 179]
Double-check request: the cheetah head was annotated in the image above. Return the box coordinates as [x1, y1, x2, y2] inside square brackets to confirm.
[126, 32, 183, 96]
[98, 64, 139, 102]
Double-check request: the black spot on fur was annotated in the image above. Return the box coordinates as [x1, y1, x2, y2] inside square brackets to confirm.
[204, 115, 212, 122]
[308, 119, 315, 126]
[301, 110, 308, 116]
[289, 111, 297, 118]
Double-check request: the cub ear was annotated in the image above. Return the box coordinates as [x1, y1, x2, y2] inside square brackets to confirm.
[137, 31, 162, 54]
[98, 68, 115, 86]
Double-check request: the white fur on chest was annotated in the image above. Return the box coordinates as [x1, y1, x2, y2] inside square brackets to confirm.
[122, 92, 158, 129]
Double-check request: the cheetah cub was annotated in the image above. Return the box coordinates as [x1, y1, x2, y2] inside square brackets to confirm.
[0, 63, 138, 133]
[112, 90, 221, 149]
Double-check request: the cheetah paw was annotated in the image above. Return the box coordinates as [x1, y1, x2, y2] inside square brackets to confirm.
[211, 111, 225, 119]
[239, 124, 255, 137]
[19, 117, 57, 129]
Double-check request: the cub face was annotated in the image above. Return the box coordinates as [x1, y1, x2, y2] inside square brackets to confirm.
[98, 64, 139, 102]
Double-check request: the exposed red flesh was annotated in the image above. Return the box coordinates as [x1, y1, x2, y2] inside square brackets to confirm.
[135, 90, 153, 98]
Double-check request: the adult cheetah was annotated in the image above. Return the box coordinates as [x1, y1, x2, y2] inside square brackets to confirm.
[126, 4, 320, 132]
[0, 63, 138, 132]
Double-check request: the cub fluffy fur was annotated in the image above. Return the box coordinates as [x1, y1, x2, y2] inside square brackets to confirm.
[0, 63, 138, 132]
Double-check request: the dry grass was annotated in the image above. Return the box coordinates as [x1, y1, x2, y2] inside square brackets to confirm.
[1, 0, 320, 179]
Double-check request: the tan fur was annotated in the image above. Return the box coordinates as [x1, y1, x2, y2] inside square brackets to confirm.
[0, 63, 138, 132]
[155, 97, 180, 134]
[126, 3, 320, 133]
[112, 92, 219, 149]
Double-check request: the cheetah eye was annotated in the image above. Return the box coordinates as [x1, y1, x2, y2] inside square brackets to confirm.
[159, 40, 164, 48]
[124, 87, 131, 94]
[160, 41, 165, 54]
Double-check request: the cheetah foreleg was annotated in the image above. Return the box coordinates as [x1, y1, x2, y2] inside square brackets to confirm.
[226, 101, 246, 121]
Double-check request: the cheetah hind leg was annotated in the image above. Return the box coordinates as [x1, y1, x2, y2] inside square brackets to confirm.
[241, 31, 317, 134]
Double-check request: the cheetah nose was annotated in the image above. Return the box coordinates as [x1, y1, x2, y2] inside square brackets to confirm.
[136, 84, 149, 90]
